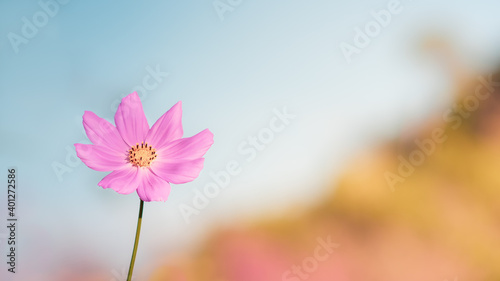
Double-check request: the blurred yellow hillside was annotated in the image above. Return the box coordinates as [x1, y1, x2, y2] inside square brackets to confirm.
[150, 69, 500, 281]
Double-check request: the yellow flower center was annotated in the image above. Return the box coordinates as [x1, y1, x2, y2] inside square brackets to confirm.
[128, 142, 157, 167]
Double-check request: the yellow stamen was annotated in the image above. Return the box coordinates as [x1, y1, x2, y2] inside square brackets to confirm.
[128, 142, 157, 167]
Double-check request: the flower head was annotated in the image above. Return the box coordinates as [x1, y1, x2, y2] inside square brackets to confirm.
[75, 92, 213, 202]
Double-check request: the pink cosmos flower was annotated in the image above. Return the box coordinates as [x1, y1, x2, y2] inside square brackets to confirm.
[74, 92, 213, 202]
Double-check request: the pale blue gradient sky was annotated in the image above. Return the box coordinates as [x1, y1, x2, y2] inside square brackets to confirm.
[2, 0, 500, 280]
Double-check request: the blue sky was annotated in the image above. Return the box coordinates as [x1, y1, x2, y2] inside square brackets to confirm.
[2, 0, 500, 280]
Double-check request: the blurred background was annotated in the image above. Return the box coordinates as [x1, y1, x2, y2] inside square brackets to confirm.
[2, 0, 500, 280]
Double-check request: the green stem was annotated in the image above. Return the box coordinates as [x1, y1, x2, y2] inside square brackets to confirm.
[127, 199, 144, 281]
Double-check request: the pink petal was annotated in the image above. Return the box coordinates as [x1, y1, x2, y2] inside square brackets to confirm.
[157, 129, 214, 161]
[75, 144, 128, 172]
[82, 111, 129, 153]
[136, 169, 171, 202]
[114, 92, 149, 147]
[150, 158, 205, 184]
[145, 101, 183, 149]
[98, 167, 141, 194]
